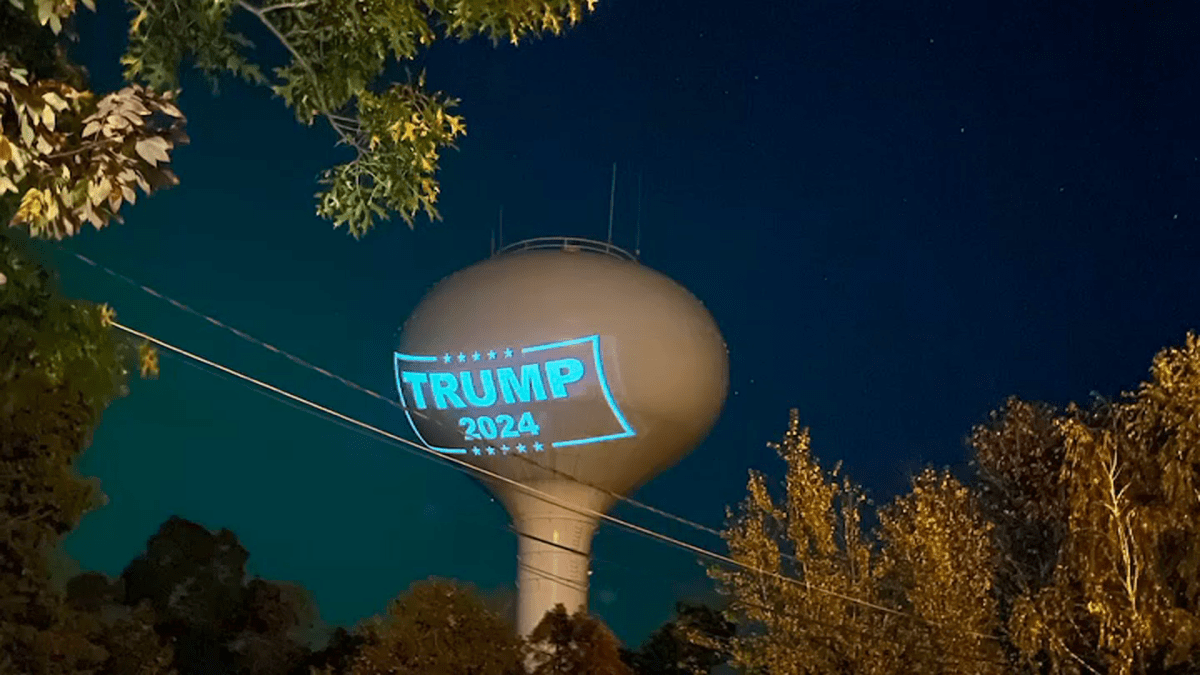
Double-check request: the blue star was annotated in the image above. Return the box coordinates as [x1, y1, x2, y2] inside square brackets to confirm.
[504, 347, 514, 358]
[457, 352, 467, 362]
[471, 447, 481, 456]
[500, 444, 510, 454]
[487, 350, 497, 360]
[443, 353, 452, 363]
[486, 446, 496, 455]
[472, 351, 481, 361]
[516, 443, 527, 453]
[533, 442, 544, 452]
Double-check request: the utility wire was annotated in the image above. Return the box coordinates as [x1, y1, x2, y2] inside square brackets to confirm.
[108, 318, 1000, 645]
[153, 338, 1008, 668]
[65, 246, 925, 579]
[58, 247, 726, 540]
[162, 348, 1008, 668]
[58, 246, 1002, 645]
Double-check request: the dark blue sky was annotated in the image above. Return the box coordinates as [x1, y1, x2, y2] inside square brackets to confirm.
[48, 0, 1198, 646]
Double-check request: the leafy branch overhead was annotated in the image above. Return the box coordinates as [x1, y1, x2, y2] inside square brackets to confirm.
[4, 0, 596, 240]
[0, 55, 187, 239]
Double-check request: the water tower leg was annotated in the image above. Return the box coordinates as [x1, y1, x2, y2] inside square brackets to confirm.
[513, 507, 600, 637]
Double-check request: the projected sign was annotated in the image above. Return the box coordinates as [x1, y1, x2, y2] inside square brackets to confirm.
[394, 334, 636, 455]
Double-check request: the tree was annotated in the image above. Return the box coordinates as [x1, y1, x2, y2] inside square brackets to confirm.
[526, 603, 631, 675]
[622, 601, 734, 675]
[102, 515, 323, 675]
[0, 0, 189, 239]
[875, 468, 1003, 672]
[708, 409, 1006, 675]
[0, 227, 167, 673]
[973, 334, 1200, 674]
[325, 578, 525, 675]
[4, 0, 598, 239]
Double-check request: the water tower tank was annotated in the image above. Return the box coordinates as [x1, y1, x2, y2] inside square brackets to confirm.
[394, 237, 728, 636]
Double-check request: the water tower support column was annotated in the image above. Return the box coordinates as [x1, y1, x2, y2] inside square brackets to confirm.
[503, 482, 613, 637]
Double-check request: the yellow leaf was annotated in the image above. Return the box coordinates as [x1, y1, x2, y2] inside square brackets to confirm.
[98, 303, 116, 327]
[129, 8, 147, 33]
[138, 342, 160, 379]
[42, 91, 68, 111]
[134, 136, 170, 165]
[41, 105, 55, 131]
[88, 176, 111, 205]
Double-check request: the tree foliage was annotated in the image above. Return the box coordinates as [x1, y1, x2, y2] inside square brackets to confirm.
[0, 227, 168, 674]
[621, 601, 733, 675]
[712, 333, 1200, 675]
[974, 334, 1200, 675]
[3, 0, 598, 239]
[325, 577, 525, 675]
[0, 55, 188, 239]
[526, 603, 632, 675]
[0, 0, 188, 239]
[91, 515, 323, 675]
[708, 409, 1006, 675]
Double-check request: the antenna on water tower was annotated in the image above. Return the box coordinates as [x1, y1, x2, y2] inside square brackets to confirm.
[490, 206, 504, 256]
[635, 171, 643, 259]
[607, 162, 616, 245]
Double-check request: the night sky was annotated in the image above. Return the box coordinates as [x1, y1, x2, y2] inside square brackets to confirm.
[42, 0, 1199, 647]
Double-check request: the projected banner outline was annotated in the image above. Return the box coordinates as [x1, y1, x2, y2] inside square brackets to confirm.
[394, 334, 636, 455]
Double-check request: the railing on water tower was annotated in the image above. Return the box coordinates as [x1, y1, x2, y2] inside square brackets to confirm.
[494, 237, 637, 262]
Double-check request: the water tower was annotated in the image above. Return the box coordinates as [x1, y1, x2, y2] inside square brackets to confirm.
[394, 237, 728, 636]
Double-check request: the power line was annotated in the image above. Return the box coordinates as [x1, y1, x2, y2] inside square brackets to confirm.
[107, 318, 1000, 645]
[58, 247, 727, 542]
[58, 245, 1002, 645]
[69, 246, 936, 585]
[145, 337, 1010, 669]
[162, 341, 1005, 664]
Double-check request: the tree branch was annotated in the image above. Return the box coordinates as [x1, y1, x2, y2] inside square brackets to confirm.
[234, 0, 367, 155]
[44, 137, 113, 160]
[257, 0, 317, 14]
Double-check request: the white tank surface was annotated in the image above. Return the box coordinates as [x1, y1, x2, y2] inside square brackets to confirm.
[394, 237, 729, 637]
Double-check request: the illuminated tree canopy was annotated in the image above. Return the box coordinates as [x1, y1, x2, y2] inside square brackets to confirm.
[709, 332, 1200, 675]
